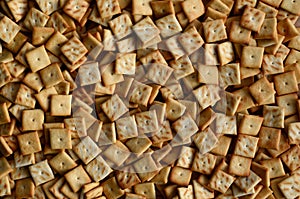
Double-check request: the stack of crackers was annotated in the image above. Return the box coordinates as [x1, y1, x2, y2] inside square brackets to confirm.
[0, 0, 299, 198]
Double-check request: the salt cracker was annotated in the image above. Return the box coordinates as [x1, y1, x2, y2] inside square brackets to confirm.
[6, 0, 28, 22]
[97, 0, 121, 18]
[49, 151, 77, 175]
[251, 162, 270, 187]
[126, 135, 152, 156]
[115, 53, 136, 75]
[255, 18, 278, 41]
[217, 41, 235, 66]
[165, 35, 185, 59]
[40, 63, 64, 88]
[50, 94, 72, 116]
[229, 155, 251, 176]
[116, 115, 138, 140]
[85, 155, 112, 182]
[198, 65, 218, 85]
[17, 131, 42, 156]
[116, 170, 141, 189]
[263, 105, 285, 128]
[0, 157, 12, 179]
[101, 63, 124, 86]
[176, 146, 195, 169]
[29, 160, 54, 186]
[219, 63, 241, 87]
[203, 19, 227, 43]
[15, 178, 35, 198]
[77, 62, 101, 86]
[240, 6, 265, 32]
[22, 72, 43, 92]
[181, 0, 205, 22]
[15, 42, 34, 67]
[261, 158, 285, 179]
[280, 145, 300, 171]
[172, 113, 198, 139]
[23, 7, 49, 31]
[155, 14, 182, 38]
[192, 152, 217, 175]
[49, 128, 71, 149]
[274, 71, 298, 96]
[276, 93, 298, 116]
[73, 136, 101, 164]
[133, 154, 158, 181]
[0, 103, 10, 125]
[65, 165, 92, 192]
[63, 0, 89, 22]
[102, 141, 130, 166]
[45, 31, 68, 56]
[177, 185, 193, 199]
[165, 98, 186, 121]
[280, 0, 300, 15]
[239, 115, 263, 136]
[234, 134, 259, 158]
[98, 122, 116, 146]
[179, 26, 204, 55]
[208, 169, 235, 193]
[262, 54, 284, 75]
[133, 16, 160, 45]
[117, 36, 136, 53]
[15, 83, 36, 108]
[101, 94, 128, 121]
[135, 110, 159, 134]
[0, 16, 20, 43]
[145, 62, 173, 86]
[229, 21, 251, 44]
[151, 1, 174, 18]
[36, 0, 58, 15]
[193, 179, 214, 199]
[129, 80, 152, 106]
[103, 177, 124, 199]
[132, 0, 152, 15]
[241, 46, 264, 68]
[170, 55, 194, 80]
[249, 76, 275, 105]
[109, 13, 132, 40]
[6, 60, 26, 78]
[61, 36, 88, 65]
[204, 43, 219, 65]
[32, 27, 54, 46]
[288, 122, 300, 144]
[0, 175, 10, 197]
[35, 87, 57, 112]
[22, 109, 44, 131]
[169, 166, 192, 186]
[193, 127, 218, 154]
[215, 113, 237, 135]
[193, 84, 220, 110]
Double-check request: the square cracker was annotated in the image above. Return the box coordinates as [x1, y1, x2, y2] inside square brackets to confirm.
[49, 128, 71, 149]
[241, 46, 264, 68]
[203, 19, 227, 43]
[102, 141, 130, 167]
[280, 145, 300, 171]
[50, 95, 72, 116]
[193, 84, 220, 110]
[0, 64, 12, 88]
[255, 18, 278, 40]
[192, 152, 217, 175]
[229, 21, 251, 44]
[198, 65, 218, 85]
[169, 166, 192, 186]
[280, 0, 300, 15]
[109, 14, 132, 40]
[172, 113, 198, 139]
[103, 177, 124, 199]
[73, 136, 101, 164]
[101, 94, 128, 121]
[40, 63, 64, 88]
[0, 103, 10, 125]
[208, 169, 235, 193]
[129, 80, 152, 106]
[215, 113, 237, 135]
[176, 146, 195, 169]
[234, 134, 259, 158]
[240, 6, 265, 32]
[29, 160, 54, 186]
[36, 0, 59, 15]
[15, 178, 35, 198]
[49, 151, 77, 175]
[65, 165, 92, 192]
[151, 0, 174, 18]
[115, 53, 136, 75]
[17, 131, 42, 155]
[155, 14, 182, 38]
[126, 135, 152, 156]
[262, 54, 284, 75]
[229, 155, 252, 176]
[133, 16, 160, 45]
[182, 0, 205, 22]
[116, 115, 138, 140]
[135, 110, 159, 134]
[261, 158, 285, 179]
[0, 16, 20, 43]
[45, 31, 68, 57]
[61, 36, 88, 65]
[217, 41, 235, 66]
[63, 0, 89, 22]
[145, 62, 173, 86]
[263, 105, 285, 128]
[0, 175, 10, 197]
[85, 155, 112, 182]
[170, 55, 194, 80]
[279, 173, 300, 199]
[249, 76, 275, 105]
[64, 117, 86, 138]
[23, 72, 43, 92]
[15, 84, 36, 109]
[239, 115, 263, 136]
[132, 0, 152, 15]
[219, 63, 241, 87]
[165, 35, 185, 60]
[98, 122, 117, 146]
[179, 26, 204, 55]
[274, 71, 298, 96]
[97, 0, 121, 18]
[25, 45, 51, 72]
[23, 7, 49, 30]
[22, 109, 44, 131]
[288, 122, 300, 144]
[234, 170, 261, 193]
[193, 127, 218, 154]
[178, 185, 194, 199]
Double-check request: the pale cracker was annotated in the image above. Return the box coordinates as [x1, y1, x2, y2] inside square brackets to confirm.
[177, 185, 193, 199]
[219, 63, 241, 87]
[176, 146, 195, 169]
[133, 16, 160, 45]
[193, 127, 218, 154]
[108, 13, 132, 40]
[132, 0, 152, 15]
[85, 155, 112, 182]
[179, 26, 204, 55]
[203, 19, 227, 43]
[217, 41, 235, 66]
[280, 145, 300, 171]
[155, 14, 182, 38]
[170, 55, 194, 80]
[208, 169, 235, 193]
[98, 122, 116, 146]
[115, 53, 136, 75]
[192, 152, 217, 175]
[193, 84, 220, 110]
[234, 134, 259, 158]
[0, 64, 11, 89]
[116, 170, 141, 189]
[101, 63, 124, 86]
[165, 35, 185, 60]
[240, 6, 265, 32]
[73, 136, 101, 164]
[263, 105, 285, 128]
[172, 113, 198, 139]
[249, 76, 275, 105]
[49, 128, 71, 149]
[7, 0, 28, 22]
[288, 122, 300, 144]
[129, 80, 152, 106]
[61, 36, 88, 65]
[29, 160, 54, 186]
[77, 62, 101, 86]
[50, 94, 72, 116]
[101, 94, 128, 121]
[102, 141, 130, 166]
[0, 16, 20, 43]
[97, 0, 121, 18]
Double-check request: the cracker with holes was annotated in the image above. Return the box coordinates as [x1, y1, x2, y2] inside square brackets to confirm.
[179, 26, 204, 55]
[239, 115, 264, 136]
[145, 62, 173, 86]
[0, 16, 20, 43]
[261, 158, 285, 179]
[234, 170, 261, 193]
[262, 54, 284, 75]
[29, 160, 54, 186]
[133, 16, 160, 45]
[193, 127, 218, 154]
[49, 128, 71, 149]
[166, 98, 186, 121]
[15, 178, 35, 198]
[155, 14, 182, 38]
[135, 110, 159, 134]
[255, 18, 278, 40]
[240, 6, 265, 32]
[219, 63, 241, 87]
[23, 7, 49, 31]
[263, 105, 285, 128]
[215, 113, 237, 135]
[203, 19, 227, 43]
[22, 109, 44, 131]
[229, 21, 251, 44]
[85, 155, 112, 182]
[115, 53, 136, 75]
[172, 113, 198, 139]
[176, 146, 195, 169]
[64, 117, 86, 138]
[73, 136, 101, 165]
[116, 115, 138, 140]
[182, 0, 205, 22]
[78, 62, 101, 86]
[25, 45, 51, 73]
[101, 94, 128, 122]
[217, 41, 235, 66]
[288, 122, 300, 144]
[229, 155, 252, 176]
[249, 76, 275, 105]
[274, 71, 298, 96]
[129, 80, 152, 106]
[208, 169, 235, 193]
[48, 151, 77, 175]
[97, 0, 121, 18]
[192, 152, 217, 175]
[276, 93, 298, 116]
[40, 63, 64, 88]
[279, 173, 300, 199]
[63, 0, 89, 22]
[170, 55, 194, 80]
[193, 84, 220, 110]
[109, 14, 132, 40]
[165, 35, 185, 59]
[50, 94, 72, 116]
[61, 36, 88, 65]
[234, 134, 259, 158]
[126, 135, 152, 156]
[65, 165, 92, 192]
[280, 145, 300, 171]
[102, 141, 130, 166]
[169, 166, 192, 186]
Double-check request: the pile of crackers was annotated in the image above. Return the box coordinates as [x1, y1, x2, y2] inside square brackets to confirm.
[0, 0, 300, 198]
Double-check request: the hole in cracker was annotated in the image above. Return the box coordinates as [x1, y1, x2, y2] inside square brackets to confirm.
[75, 5, 79, 9]
[238, 163, 242, 166]
[27, 141, 31, 145]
